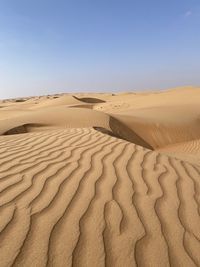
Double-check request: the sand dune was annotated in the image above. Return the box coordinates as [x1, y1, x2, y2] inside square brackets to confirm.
[157, 139, 200, 165]
[111, 105, 200, 149]
[0, 87, 200, 267]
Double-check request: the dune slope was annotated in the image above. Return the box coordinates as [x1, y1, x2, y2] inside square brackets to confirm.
[0, 129, 200, 267]
[0, 87, 200, 267]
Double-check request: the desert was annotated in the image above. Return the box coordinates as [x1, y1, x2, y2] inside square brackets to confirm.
[0, 86, 200, 266]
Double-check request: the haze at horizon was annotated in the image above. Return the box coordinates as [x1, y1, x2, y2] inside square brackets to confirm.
[0, 0, 200, 99]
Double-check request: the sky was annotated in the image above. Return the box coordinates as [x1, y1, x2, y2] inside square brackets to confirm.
[0, 0, 200, 99]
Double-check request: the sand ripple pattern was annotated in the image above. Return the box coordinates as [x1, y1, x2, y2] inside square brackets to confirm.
[0, 128, 200, 267]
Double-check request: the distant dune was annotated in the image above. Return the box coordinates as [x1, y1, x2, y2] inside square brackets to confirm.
[0, 87, 200, 266]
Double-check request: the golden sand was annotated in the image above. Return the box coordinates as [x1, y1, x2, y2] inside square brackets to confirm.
[0, 87, 200, 266]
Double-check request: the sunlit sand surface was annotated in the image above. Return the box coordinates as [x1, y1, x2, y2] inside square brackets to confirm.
[0, 87, 200, 266]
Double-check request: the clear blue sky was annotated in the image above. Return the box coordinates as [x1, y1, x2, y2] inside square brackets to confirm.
[0, 0, 200, 98]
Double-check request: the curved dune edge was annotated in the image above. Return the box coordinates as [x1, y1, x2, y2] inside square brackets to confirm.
[109, 117, 153, 149]
[0, 128, 200, 267]
[0, 107, 110, 135]
[0, 107, 153, 149]
[73, 95, 106, 103]
[111, 105, 200, 149]
[3, 124, 46, 135]
[1, 87, 200, 149]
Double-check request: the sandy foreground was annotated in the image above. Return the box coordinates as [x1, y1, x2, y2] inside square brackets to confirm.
[0, 86, 200, 267]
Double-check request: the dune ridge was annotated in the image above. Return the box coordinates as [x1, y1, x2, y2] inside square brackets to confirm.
[0, 87, 200, 267]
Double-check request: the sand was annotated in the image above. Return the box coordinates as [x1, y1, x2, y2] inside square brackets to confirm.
[0, 87, 200, 267]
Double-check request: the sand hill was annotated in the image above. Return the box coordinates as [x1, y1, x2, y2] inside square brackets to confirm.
[0, 87, 200, 267]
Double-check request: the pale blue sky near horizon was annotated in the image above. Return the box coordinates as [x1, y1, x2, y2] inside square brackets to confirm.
[0, 0, 200, 99]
